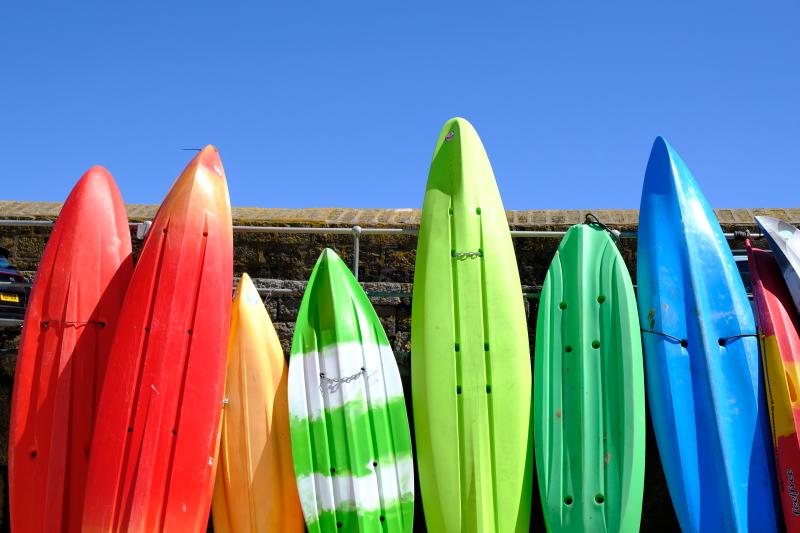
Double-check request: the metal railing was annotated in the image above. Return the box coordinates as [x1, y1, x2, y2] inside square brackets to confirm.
[0, 219, 763, 281]
[0, 213, 762, 330]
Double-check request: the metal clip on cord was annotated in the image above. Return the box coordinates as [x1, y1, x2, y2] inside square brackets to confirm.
[584, 213, 621, 241]
[319, 368, 366, 394]
[732, 229, 751, 240]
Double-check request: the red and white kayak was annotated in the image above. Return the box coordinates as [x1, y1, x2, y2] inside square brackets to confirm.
[9, 166, 133, 533]
[747, 240, 800, 532]
[82, 146, 233, 532]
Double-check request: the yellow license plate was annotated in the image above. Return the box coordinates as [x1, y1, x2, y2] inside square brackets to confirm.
[0, 293, 19, 303]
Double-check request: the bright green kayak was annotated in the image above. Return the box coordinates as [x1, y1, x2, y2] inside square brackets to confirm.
[412, 117, 533, 532]
[534, 223, 645, 532]
[288, 249, 414, 533]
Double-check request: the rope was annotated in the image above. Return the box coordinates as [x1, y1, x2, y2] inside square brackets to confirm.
[718, 333, 758, 346]
[584, 213, 621, 241]
[41, 320, 106, 329]
[641, 329, 758, 347]
[641, 329, 688, 348]
[320, 368, 366, 394]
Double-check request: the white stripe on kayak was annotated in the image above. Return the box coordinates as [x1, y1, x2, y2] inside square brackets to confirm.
[295, 455, 414, 524]
[288, 341, 404, 420]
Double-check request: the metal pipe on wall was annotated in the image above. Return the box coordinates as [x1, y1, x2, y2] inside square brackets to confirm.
[0, 219, 765, 240]
[0, 219, 766, 281]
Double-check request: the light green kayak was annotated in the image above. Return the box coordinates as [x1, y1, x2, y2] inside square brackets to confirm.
[534, 223, 645, 532]
[411, 117, 533, 532]
[288, 249, 414, 533]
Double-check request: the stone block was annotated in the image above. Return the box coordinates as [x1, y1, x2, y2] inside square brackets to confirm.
[278, 298, 301, 322]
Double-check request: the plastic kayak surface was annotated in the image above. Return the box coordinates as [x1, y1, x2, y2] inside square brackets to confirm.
[637, 137, 779, 532]
[411, 117, 532, 533]
[535, 223, 645, 532]
[9, 167, 132, 533]
[757, 216, 800, 317]
[211, 273, 304, 533]
[288, 249, 413, 533]
[82, 146, 233, 532]
[747, 241, 800, 532]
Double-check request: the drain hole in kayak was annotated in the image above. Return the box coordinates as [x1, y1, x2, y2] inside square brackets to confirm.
[456, 386, 462, 395]
[454, 343, 460, 352]
[483, 342, 489, 351]
[597, 295, 606, 304]
[486, 385, 492, 393]
[380, 516, 386, 522]
[680, 339, 688, 348]
[127, 427, 133, 433]
[172, 429, 178, 436]
[336, 522, 342, 528]
[372, 461, 378, 467]
[559, 302, 567, 310]
[717, 338, 726, 346]
[30, 450, 38, 459]
[563, 496, 573, 506]
[565, 345, 573, 353]
[592, 340, 600, 349]
[476, 207, 481, 215]
[595, 494, 605, 504]
[330, 467, 336, 473]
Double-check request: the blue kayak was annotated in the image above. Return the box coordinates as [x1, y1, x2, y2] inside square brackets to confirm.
[637, 137, 779, 532]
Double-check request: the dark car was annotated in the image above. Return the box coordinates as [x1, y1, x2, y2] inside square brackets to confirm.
[0, 247, 30, 322]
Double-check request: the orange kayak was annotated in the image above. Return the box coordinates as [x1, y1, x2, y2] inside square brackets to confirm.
[212, 273, 303, 532]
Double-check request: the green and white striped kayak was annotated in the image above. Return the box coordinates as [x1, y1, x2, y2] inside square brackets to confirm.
[288, 248, 414, 533]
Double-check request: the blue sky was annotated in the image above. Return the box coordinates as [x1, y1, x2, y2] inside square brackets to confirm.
[1, 3, 797, 210]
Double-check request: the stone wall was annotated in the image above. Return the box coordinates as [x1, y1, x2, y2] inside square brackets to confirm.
[0, 202, 798, 531]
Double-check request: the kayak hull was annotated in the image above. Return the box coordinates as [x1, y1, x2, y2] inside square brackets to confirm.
[637, 137, 779, 532]
[288, 249, 413, 533]
[82, 146, 233, 532]
[411, 118, 532, 533]
[535, 224, 645, 532]
[756, 216, 800, 318]
[9, 167, 132, 533]
[211, 274, 304, 533]
[747, 241, 800, 532]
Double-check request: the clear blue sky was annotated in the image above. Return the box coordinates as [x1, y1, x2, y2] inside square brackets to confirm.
[1, 3, 797, 210]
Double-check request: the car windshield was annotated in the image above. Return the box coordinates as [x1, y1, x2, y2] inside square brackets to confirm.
[0, 257, 12, 268]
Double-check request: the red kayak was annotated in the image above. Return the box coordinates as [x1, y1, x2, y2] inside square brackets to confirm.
[9, 167, 133, 533]
[82, 146, 233, 532]
[747, 240, 800, 532]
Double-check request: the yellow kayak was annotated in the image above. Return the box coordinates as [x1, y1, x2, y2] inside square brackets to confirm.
[212, 273, 304, 532]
